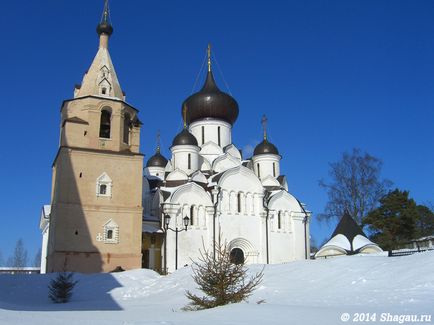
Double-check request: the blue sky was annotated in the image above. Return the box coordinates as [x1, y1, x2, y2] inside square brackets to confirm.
[0, 1, 433, 262]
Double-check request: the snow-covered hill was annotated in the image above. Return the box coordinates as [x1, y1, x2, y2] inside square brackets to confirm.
[1, 252, 433, 325]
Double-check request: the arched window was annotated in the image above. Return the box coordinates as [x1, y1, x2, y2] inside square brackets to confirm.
[273, 162, 276, 177]
[257, 163, 261, 178]
[278, 211, 282, 229]
[230, 248, 244, 265]
[123, 113, 130, 144]
[188, 154, 191, 169]
[201, 126, 205, 145]
[107, 229, 113, 239]
[99, 184, 107, 195]
[190, 206, 195, 226]
[99, 110, 111, 138]
[217, 126, 221, 146]
[237, 193, 242, 213]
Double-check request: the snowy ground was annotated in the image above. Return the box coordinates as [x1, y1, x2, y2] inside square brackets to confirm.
[1, 252, 433, 325]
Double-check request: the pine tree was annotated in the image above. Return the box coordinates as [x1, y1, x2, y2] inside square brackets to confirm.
[363, 189, 419, 250]
[184, 240, 263, 310]
[48, 272, 78, 303]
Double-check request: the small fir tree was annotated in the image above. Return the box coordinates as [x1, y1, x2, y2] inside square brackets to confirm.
[184, 239, 263, 310]
[48, 272, 78, 303]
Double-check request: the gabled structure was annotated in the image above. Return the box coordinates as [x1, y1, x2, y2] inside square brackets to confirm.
[315, 212, 382, 258]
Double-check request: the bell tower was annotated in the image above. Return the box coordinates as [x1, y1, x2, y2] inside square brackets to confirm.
[46, 0, 144, 273]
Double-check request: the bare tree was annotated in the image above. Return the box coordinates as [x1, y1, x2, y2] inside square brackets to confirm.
[0, 250, 4, 267]
[33, 249, 42, 268]
[319, 148, 392, 225]
[9, 239, 28, 269]
[184, 239, 263, 310]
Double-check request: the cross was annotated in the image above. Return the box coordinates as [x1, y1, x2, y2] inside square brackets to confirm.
[207, 44, 212, 72]
[261, 114, 268, 140]
[183, 106, 187, 128]
[102, 0, 110, 23]
[156, 130, 161, 152]
[96, 233, 103, 241]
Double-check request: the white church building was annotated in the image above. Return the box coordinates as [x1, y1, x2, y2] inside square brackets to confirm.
[142, 48, 311, 272]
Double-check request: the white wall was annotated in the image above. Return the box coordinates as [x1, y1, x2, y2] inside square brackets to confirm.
[171, 145, 200, 175]
[189, 119, 232, 148]
[252, 154, 281, 179]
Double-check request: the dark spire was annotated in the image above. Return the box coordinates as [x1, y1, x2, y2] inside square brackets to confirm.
[97, 0, 113, 36]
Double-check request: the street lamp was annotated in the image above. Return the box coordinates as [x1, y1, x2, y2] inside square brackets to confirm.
[163, 214, 190, 272]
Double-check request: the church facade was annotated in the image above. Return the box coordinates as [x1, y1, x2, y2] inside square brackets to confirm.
[41, 1, 311, 273]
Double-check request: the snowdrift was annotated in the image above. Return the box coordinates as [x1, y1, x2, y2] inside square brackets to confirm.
[0, 252, 433, 324]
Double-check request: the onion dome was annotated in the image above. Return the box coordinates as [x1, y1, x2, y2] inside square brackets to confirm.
[182, 70, 239, 125]
[172, 128, 198, 147]
[254, 114, 279, 155]
[254, 139, 279, 156]
[97, 22, 113, 36]
[146, 151, 168, 168]
[97, 0, 113, 36]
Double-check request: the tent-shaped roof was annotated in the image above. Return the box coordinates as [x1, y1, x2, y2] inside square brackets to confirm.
[330, 211, 366, 251]
[315, 211, 382, 258]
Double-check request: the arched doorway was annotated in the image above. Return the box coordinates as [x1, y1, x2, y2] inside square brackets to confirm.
[230, 248, 244, 265]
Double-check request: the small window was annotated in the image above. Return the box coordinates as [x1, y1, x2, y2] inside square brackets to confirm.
[273, 162, 276, 177]
[257, 163, 261, 178]
[278, 211, 282, 229]
[99, 184, 107, 195]
[201, 126, 205, 145]
[218, 126, 221, 146]
[102, 87, 107, 95]
[96, 172, 112, 197]
[188, 154, 191, 169]
[103, 219, 119, 244]
[190, 206, 194, 226]
[237, 193, 242, 213]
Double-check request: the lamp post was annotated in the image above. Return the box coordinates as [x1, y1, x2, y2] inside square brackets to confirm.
[164, 214, 190, 271]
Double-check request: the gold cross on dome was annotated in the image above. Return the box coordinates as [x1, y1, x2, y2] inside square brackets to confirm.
[261, 114, 268, 140]
[156, 130, 161, 152]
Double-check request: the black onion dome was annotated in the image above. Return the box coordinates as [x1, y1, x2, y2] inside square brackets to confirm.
[146, 151, 168, 168]
[254, 139, 279, 156]
[97, 22, 113, 36]
[182, 71, 239, 125]
[172, 128, 198, 147]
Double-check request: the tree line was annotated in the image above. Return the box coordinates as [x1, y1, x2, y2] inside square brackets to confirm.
[0, 239, 41, 268]
[318, 148, 434, 251]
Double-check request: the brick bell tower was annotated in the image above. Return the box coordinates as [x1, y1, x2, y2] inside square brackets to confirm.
[46, 0, 143, 273]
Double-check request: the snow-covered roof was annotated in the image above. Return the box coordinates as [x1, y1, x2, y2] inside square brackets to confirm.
[315, 212, 382, 258]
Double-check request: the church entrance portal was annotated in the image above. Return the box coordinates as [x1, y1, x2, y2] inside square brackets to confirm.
[230, 248, 244, 264]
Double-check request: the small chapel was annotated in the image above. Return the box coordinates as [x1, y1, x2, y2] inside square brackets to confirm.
[40, 1, 311, 273]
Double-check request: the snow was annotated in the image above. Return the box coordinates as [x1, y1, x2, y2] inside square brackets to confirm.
[352, 234, 377, 251]
[323, 233, 351, 250]
[1, 252, 433, 324]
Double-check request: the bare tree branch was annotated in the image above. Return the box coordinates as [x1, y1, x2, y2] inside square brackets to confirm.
[319, 148, 392, 225]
